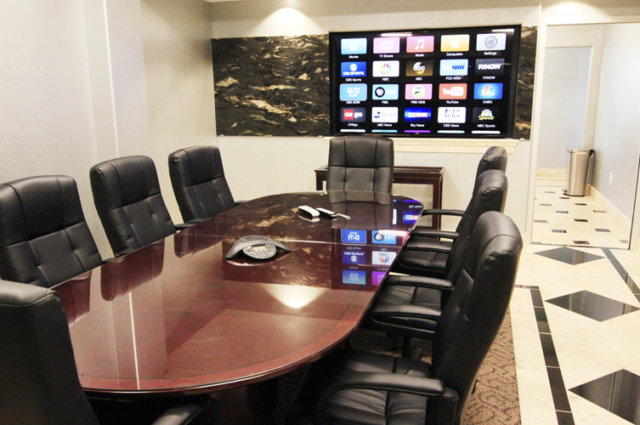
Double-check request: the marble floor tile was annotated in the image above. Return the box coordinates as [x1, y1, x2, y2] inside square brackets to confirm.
[568, 392, 632, 425]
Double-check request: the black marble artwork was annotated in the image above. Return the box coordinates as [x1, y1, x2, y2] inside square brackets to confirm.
[212, 35, 330, 137]
[212, 27, 537, 139]
[514, 26, 537, 140]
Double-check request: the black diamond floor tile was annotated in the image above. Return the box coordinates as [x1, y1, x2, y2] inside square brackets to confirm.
[535, 247, 603, 265]
[546, 290, 640, 321]
[552, 229, 567, 233]
[570, 370, 640, 424]
[574, 219, 588, 222]
[595, 228, 611, 232]
[556, 211, 569, 214]
[573, 240, 590, 245]
[534, 220, 548, 223]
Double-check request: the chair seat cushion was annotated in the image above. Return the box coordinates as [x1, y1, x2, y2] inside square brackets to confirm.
[393, 250, 448, 278]
[405, 235, 453, 253]
[287, 350, 431, 425]
[367, 285, 442, 337]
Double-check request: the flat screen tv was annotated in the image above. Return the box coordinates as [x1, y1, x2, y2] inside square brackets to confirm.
[329, 25, 521, 138]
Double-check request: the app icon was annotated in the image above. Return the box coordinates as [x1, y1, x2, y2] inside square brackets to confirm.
[476, 33, 507, 51]
[403, 211, 420, 224]
[406, 60, 433, 77]
[372, 61, 400, 77]
[372, 231, 397, 244]
[473, 83, 504, 100]
[405, 84, 433, 100]
[441, 35, 470, 52]
[341, 107, 366, 122]
[472, 107, 503, 124]
[371, 271, 386, 286]
[342, 250, 366, 265]
[372, 107, 398, 123]
[340, 84, 368, 101]
[373, 37, 400, 54]
[372, 84, 399, 100]
[341, 229, 367, 244]
[439, 83, 467, 100]
[342, 270, 366, 285]
[439, 59, 469, 76]
[341, 38, 367, 55]
[475, 59, 505, 76]
[340, 62, 367, 77]
[437, 107, 466, 124]
[407, 36, 434, 53]
[404, 108, 432, 123]
[372, 251, 397, 265]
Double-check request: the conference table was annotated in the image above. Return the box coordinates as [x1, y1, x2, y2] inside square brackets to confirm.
[52, 191, 423, 420]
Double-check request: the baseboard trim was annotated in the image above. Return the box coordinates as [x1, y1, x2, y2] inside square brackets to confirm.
[589, 186, 631, 235]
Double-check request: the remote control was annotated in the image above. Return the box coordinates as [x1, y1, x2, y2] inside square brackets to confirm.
[298, 205, 320, 217]
[316, 207, 338, 218]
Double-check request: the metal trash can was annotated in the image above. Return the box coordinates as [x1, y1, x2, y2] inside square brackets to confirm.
[565, 149, 595, 197]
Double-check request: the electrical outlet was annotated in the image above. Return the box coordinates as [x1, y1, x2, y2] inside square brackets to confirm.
[610, 172, 613, 184]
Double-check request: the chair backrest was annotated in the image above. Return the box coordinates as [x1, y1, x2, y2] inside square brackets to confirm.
[90, 155, 176, 256]
[168, 145, 236, 223]
[0, 280, 100, 424]
[444, 169, 508, 280]
[476, 146, 507, 178]
[429, 212, 522, 425]
[454, 146, 508, 233]
[326, 136, 394, 193]
[0, 176, 102, 287]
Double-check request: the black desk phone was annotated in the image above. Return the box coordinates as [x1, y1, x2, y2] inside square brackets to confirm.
[225, 235, 291, 260]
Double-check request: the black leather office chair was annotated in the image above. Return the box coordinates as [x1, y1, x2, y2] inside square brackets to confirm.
[90, 155, 176, 257]
[0, 176, 103, 287]
[326, 136, 394, 193]
[392, 169, 508, 278]
[286, 211, 522, 425]
[168, 145, 238, 223]
[411, 146, 507, 241]
[0, 280, 216, 424]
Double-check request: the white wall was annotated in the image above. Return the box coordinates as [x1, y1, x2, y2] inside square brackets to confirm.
[212, 0, 541, 232]
[536, 47, 591, 170]
[0, 1, 104, 248]
[591, 23, 640, 221]
[0, 0, 215, 259]
[141, 0, 217, 222]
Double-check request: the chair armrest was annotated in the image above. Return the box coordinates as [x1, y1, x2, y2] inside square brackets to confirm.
[151, 400, 216, 425]
[405, 238, 453, 253]
[385, 275, 453, 291]
[411, 228, 459, 240]
[113, 248, 135, 258]
[370, 304, 442, 320]
[420, 208, 465, 217]
[175, 222, 197, 230]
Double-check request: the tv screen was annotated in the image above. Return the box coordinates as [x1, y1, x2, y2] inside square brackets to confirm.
[329, 25, 521, 138]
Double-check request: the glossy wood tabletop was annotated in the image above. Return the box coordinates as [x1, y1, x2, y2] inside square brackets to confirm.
[53, 192, 423, 395]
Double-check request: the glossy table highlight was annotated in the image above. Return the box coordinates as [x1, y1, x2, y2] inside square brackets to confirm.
[53, 192, 423, 395]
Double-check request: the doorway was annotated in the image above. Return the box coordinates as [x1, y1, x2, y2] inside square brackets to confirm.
[531, 23, 640, 249]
